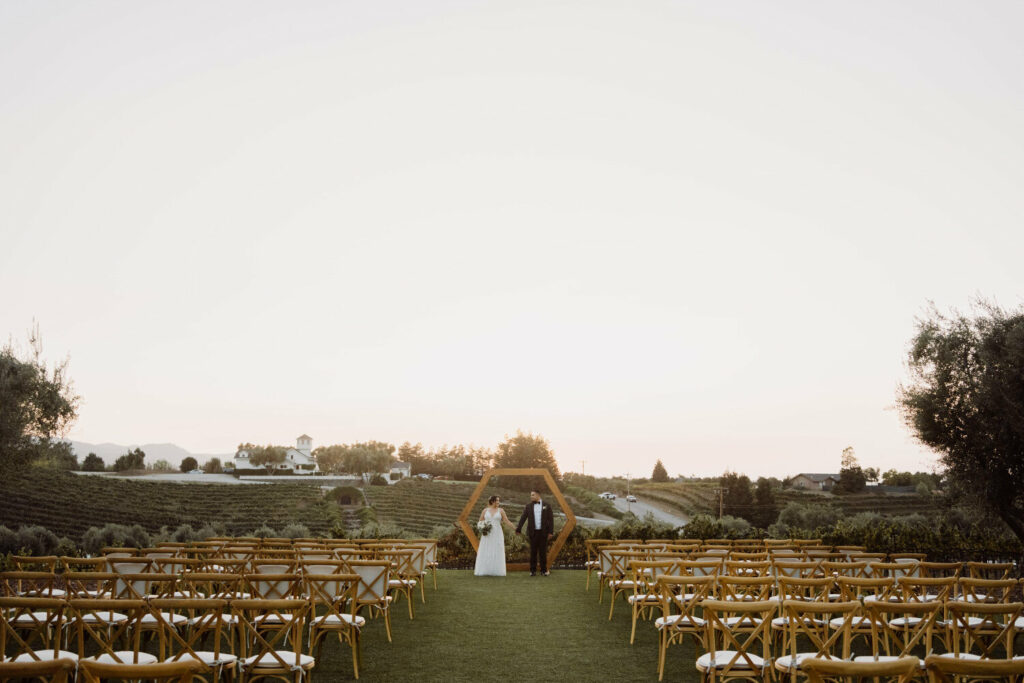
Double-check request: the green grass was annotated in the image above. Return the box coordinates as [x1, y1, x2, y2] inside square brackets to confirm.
[313, 569, 697, 681]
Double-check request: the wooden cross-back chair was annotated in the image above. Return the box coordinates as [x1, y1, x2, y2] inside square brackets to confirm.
[62, 571, 116, 600]
[870, 561, 921, 583]
[859, 600, 943, 671]
[602, 550, 646, 616]
[68, 597, 156, 666]
[0, 657, 77, 682]
[655, 575, 715, 681]
[715, 576, 774, 603]
[823, 561, 871, 579]
[628, 560, 676, 644]
[802, 656, 919, 683]
[233, 598, 314, 683]
[179, 572, 245, 600]
[246, 573, 302, 601]
[348, 560, 393, 643]
[775, 576, 834, 611]
[773, 560, 824, 580]
[697, 599, 777, 683]
[724, 560, 772, 578]
[0, 596, 75, 665]
[944, 601, 1023, 661]
[304, 573, 362, 679]
[377, 549, 418, 619]
[678, 560, 723, 579]
[149, 597, 236, 683]
[775, 599, 860, 683]
[918, 562, 963, 581]
[10, 556, 60, 573]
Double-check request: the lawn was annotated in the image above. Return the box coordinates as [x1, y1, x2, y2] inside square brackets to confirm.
[316, 569, 697, 682]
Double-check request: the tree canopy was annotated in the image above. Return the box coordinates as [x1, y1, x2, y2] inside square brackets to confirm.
[898, 301, 1024, 542]
[493, 431, 561, 492]
[651, 459, 670, 482]
[312, 441, 394, 479]
[0, 326, 79, 470]
[179, 456, 198, 472]
[114, 448, 145, 472]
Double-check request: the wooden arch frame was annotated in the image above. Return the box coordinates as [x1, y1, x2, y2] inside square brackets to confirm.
[457, 468, 577, 572]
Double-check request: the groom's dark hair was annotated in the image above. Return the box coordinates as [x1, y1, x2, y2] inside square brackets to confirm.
[531, 489, 541, 496]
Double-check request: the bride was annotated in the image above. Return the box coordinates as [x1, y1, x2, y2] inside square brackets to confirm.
[474, 495, 512, 576]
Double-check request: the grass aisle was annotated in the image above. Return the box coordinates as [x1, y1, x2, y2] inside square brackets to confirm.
[316, 569, 699, 682]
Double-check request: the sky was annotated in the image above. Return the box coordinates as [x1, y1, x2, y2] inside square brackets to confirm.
[2, 1, 1022, 478]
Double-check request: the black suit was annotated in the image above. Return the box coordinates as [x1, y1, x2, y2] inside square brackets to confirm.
[516, 500, 554, 573]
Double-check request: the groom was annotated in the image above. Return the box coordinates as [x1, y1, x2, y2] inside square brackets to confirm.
[515, 490, 554, 576]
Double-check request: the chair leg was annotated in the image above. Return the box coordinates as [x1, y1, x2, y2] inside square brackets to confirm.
[658, 628, 667, 681]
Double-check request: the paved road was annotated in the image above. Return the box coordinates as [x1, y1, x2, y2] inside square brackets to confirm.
[611, 496, 689, 527]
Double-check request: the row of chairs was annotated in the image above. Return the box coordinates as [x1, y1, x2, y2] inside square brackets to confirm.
[1, 563, 404, 680]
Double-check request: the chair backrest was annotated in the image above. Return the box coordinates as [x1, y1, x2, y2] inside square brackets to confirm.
[837, 576, 900, 603]
[716, 575, 774, 602]
[863, 600, 942, 660]
[724, 560, 771, 577]
[966, 561, 1013, 581]
[656, 575, 715, 632]
[0, 571, 57, 598]
[109, 572, 178, 600]
[149, 598, 229, 665]
[299, 559, 350, 577]
[869, 561, 918, 582]
[0, 596, 66, 662]
[677, 559, 722, 577]
[348, 561, 392, 608]
[773, 560, 824, 579]
[777, 576, 833, 602]
[79, 658, 206, 682]
[0, 657, 76, 682]
[62, 571, 116, 599]
[178, 572, 244, 599]
[232, 598, 309, 672]
[10, 556, 59, 572]
[305, 573, 360, 628]
[67, 598, 149, 664]
[946, 601, 1023, 659]
[246, 573, 301, 600]
[60, 557, 106, 572]
[250, 559, 298, 574]
[823, 561, 870, 578]
[802, 656, 918, 683]
[701, 599, 777, 674]
[897, 576, 956, 603]
[630, 561, 676, 594]
[958, 577, 1016, 604]
[924, 653, 1024, 683]
[780, 599, 860, 662]
[918, 561, 962, 580]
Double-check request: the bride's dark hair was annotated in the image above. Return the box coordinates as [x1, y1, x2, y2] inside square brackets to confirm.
[488, 495, 500, 505]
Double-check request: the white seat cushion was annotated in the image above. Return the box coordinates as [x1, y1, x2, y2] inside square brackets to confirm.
[656, 614, 704, 628]
[774, 653, 828, 671]
[10, 611, 57, 625]
[771, 616, 824, 628]
[243, 651, 315, 669]
[933, 653, 982, 660]
[11, 650, 79, 662]
[313, 614, 366, 627]
[696, 651, 766, 670]
[888, 617, 922, 628]
[83, 652, 159, 665]
[173, 651, 239, 666]
[829, 616, 871, 629]
[628, 593, 659, 604]
[80, 612, 128, 624]
[141, 612, 189, 625]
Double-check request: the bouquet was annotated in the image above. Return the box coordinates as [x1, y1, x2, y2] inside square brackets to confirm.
[476, 520, 493, 537]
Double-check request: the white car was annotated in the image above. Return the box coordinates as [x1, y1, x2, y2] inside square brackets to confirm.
[599, 492, 616, 500]
[626, 494, 637, 503]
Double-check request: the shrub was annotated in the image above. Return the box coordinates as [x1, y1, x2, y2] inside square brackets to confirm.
[171, 524, 199, 544]
[81, 523, 152, 554]
[16, 525, 60, 556]
[352, 521, 406, 539]
[54, 536, 78, 557]
[680, 514, 756, 540]
[280, 523, 311, 539]
[0, 526, 19, 554]
[368, 474, 388, 486]
[251, 525, 278, 539]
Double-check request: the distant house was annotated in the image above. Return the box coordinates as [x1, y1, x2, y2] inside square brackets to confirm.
[788, 473, 840, 491]
[233, 434, 319, 475]
[389, 461, 412, 482]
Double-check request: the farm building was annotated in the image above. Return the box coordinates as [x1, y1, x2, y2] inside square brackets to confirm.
[787, 472, 840, 491]
[233, 434, 319, 475]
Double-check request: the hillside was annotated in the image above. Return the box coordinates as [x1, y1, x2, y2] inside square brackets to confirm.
[0, 469, 339, 539]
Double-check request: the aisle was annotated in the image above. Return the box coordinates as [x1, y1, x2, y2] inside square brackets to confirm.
[314, 569, 699, 682]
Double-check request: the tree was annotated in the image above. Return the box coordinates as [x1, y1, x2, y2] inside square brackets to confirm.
[898, 301, 1024, 542]
[751, 477, 778, 528]
[82, 452, 105, 472]
[150, 459, 172, 472]
[493, 431, 561, 492]
[833, 446, 866, 494]
[0, 324, 80, 470]
[720, 471, 753, 520]
[863, 467, 880, 483]
[113, 448, 145, 472]
[840, 446, 858, 470]
[651, 460, 670, 483]
[180, 456, 198, 473]
[203, 457, 223, 474]
[238, 444, 287, 469]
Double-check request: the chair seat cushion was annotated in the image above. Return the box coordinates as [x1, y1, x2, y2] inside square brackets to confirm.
[628, 593, 659, 604]
[21, 589, 67, 598]
[141, 612, 189, 625]
[242, 651, 315, 669]
[655, 614, 704, 628]
[174, 651, 239, 666]
[888, 617, 922, 628]
[933, 653, 982, 661]
[10, 611, 57, 625]
[83, 652, 159, 665]
[829, 616, 871, 629]
[314, 614, 366, 627]
[80, 612, 128, 624]
[775, 653, 832, 671]
[696, 651, 767, 670]
[11, 650, 79, 663]
[771, 617, 825, 628]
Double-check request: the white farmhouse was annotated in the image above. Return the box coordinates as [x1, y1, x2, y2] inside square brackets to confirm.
[233, 434, 319, 475]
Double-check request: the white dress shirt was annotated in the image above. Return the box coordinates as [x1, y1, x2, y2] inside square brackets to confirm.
[533, 500, 542, 530]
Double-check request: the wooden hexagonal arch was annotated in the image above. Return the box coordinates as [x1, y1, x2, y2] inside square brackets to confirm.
[457, 468, 576, 572]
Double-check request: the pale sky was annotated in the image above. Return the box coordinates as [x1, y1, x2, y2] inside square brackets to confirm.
[2, 1, 1022, 478]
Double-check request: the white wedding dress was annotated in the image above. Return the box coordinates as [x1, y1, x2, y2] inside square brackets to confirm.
[474, 508, 506, 576]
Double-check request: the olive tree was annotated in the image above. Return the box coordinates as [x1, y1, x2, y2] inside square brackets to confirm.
[898, 301, 1024, 542]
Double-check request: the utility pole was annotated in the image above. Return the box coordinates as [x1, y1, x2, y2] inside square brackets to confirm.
[715, 487, 724, 518]
[626, 472, 631, 514]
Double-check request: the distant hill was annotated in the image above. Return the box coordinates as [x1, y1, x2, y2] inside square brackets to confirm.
[66, 440, 232, 468]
